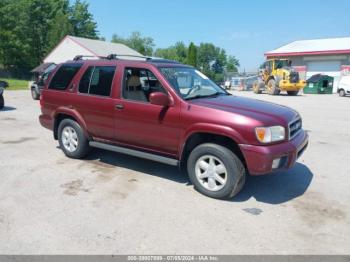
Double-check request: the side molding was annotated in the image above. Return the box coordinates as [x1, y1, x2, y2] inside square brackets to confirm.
[89, 141, 179, 166]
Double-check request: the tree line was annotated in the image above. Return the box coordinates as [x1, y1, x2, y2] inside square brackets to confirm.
[0, 0, 239, 81]
[112, 32, 240, 82]
[0, 0, 98, 75]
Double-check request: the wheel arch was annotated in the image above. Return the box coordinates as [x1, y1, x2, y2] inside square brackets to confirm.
[266, 76, 275, 83]
[53, 108, 89, 140]
[179, 130, 247, 171]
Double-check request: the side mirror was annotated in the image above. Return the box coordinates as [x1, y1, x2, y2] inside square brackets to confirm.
[149, 92, 172, 107]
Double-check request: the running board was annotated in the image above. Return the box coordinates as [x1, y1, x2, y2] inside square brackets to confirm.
[89, 141, 179, 166]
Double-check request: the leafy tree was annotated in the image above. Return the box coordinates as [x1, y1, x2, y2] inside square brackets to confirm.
[226, 55, 240, 72]
[197, 43, 233, 82]
[0, 0, 55, 71]
[197, 43, 219, 79]
[69, 0, 98, 39]
[47, 11, 74, 51]
[187, 42, 197, 67]
[112, 31, 154, 56]
[0, 0, 98, 73]
[154, 42, 187, 63]
[111, 34, 127, 45]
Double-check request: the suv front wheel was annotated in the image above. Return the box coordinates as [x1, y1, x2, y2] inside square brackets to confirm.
[58, 119, 90, 159]
[187, 143, 246, 199]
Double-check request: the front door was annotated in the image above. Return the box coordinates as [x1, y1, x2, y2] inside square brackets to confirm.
[114, 66, 181, 157]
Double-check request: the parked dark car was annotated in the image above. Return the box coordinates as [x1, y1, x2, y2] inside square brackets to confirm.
[39, 56, 308, 199]
[31, 64, 56, 100]
[0, 80, 9, 109]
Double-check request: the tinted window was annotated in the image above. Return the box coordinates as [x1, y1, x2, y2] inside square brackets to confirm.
[79, 66, 115, 97]
[123, 68, 167, 102]
[79, 67, 94, 94]
[49, 63, 82, 90]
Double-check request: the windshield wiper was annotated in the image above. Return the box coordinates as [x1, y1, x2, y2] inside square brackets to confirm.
[185, 92, 229, 100]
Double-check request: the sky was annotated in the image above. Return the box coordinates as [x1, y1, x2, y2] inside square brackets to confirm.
[87, 0, 350, 71]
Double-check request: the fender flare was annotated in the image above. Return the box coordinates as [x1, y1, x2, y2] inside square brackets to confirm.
[52, 107, 90, 139]
[178, 123, 246, 160]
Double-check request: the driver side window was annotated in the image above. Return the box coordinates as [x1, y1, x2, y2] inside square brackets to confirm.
[123, 68, 167, 102]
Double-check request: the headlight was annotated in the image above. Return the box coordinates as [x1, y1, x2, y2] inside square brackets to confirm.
[255, 126, 285, 143]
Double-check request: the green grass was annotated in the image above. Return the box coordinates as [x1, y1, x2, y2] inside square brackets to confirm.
[0, 78, 29, 90]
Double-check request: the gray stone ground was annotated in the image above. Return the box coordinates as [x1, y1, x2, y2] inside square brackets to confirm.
[0, 90, 349, 254]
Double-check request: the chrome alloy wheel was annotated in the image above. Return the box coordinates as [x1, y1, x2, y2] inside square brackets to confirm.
[61, 126, 78, 152]
[195, 155, 227, 191]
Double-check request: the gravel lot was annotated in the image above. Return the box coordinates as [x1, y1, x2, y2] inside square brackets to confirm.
[0, 90, 349, 254]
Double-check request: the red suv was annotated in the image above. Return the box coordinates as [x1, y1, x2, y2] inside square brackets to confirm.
[39, 56, 308, 199]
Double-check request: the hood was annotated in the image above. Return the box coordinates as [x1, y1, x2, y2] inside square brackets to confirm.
[189, 95, 299, 125]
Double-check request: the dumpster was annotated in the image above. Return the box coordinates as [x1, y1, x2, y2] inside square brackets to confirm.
[304, 74, 333, 94]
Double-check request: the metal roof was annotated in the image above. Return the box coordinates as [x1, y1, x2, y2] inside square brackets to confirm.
[265, 37, 350, 57]
[68, 35, 143, 58]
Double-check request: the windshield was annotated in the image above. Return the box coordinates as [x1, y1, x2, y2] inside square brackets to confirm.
[159, 67, 228, 100]
[275, 60, 291, 69]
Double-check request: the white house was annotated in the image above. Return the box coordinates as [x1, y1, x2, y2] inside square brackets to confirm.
[43, 35, 143, 64]
[265, 37, 350, 92]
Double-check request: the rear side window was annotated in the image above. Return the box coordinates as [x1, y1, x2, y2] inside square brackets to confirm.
[79, 66, 115, 97]
[49, 63, 82, 90]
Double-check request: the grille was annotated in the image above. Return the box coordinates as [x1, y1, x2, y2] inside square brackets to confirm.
[289, 118, 302, 139]
[289, 72, 300, 83]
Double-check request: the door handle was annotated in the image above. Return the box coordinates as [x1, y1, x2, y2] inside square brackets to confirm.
[115, 104, 124, 110]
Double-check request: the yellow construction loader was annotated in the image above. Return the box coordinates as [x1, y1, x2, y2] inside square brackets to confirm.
[253, 59, 306, 95]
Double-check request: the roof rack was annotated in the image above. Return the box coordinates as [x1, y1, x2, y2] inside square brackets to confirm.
[73, 54, 182, 64]
[104, 54, 180, 64]
[73, 55, 96, 61]
[147, 58, 181, 64]
[105, 54, 149, 60]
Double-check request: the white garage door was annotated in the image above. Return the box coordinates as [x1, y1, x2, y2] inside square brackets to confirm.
[306, 61, 341, 92]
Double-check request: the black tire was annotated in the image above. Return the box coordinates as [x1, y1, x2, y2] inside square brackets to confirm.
[287, 91, 299, 96]
[31, 87, 40, 100]
[267, 79, 280, 95]
[339, 89, 346, 97]
[0, 94, 4, 109]
[58, 119, 90, 159]
[187, 143, 246, 199]
[253, 81, 262, 94]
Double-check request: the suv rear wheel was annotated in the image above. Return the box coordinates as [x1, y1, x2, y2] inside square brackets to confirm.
[58, 119, 89, 159]
[187, 143, 246, 199]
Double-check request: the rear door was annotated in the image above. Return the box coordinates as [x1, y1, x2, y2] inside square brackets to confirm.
[73, 64, 116, 140]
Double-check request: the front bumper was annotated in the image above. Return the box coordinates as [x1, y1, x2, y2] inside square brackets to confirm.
[279, 81, 306, 91]
[239, 130, 308, 175]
